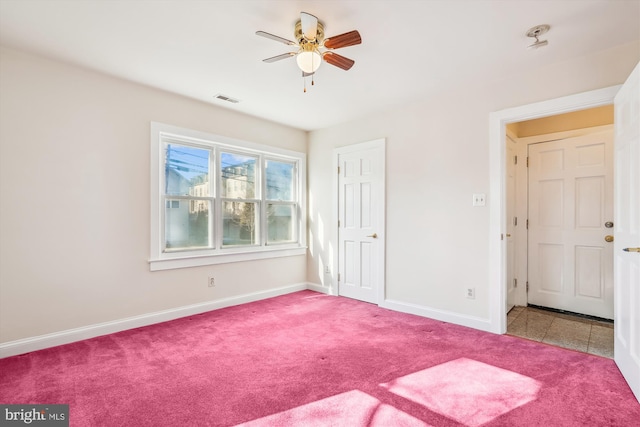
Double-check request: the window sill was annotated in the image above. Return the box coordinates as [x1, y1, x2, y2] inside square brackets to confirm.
[149, 246, 307, 271]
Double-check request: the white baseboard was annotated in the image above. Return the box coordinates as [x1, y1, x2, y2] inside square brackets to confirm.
[304, 283, 493, 332]
[305, 282, 333, 295]
[1, 284, 495, 358]
[380, 299, 493, 333]
[306, 281, 492, 332]
[0, 283, 310, 358]
[303, 283, 493, 332]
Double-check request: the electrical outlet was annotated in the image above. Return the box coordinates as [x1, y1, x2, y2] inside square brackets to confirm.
[466, 287, 475, 299]
[472, 193, 486, 207]
[324, 266, 330, 274]
[208, 276, 215, 288]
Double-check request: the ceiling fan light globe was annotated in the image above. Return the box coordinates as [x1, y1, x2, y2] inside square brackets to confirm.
[296, 51, 322, 74]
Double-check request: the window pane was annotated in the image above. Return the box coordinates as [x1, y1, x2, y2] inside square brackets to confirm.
[165, 144, 210, 196]
[221, 152, 256, 198]
[266, 160, 294, 201]
[222, 201, 258, 246]
[165, 199, 210, 250]
[267, 204, 295, 243]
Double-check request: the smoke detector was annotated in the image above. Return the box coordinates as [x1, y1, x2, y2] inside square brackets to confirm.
[526, 24, 550, 50]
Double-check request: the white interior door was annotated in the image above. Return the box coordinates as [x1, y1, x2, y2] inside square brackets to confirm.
[528, 131, 614, 319]
[613, 62, 640, 402]
[506, 136, 517, 312]
[337, 140, 385, 304]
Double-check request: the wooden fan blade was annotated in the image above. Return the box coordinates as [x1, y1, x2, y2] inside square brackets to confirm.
[263, 52, 296, 63]
[300, 12, 318, 41]
[324, 30, 362, 49]
[323, 52, 355, 70]
[256, 31, 297, 46]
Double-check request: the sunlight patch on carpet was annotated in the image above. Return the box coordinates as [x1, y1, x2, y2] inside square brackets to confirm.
[236, 390, 432, 427]
[381, 358, 541, 427]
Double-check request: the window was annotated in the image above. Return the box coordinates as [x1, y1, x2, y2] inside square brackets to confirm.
[164, 143, 212, 251]
[221, 152, 258, 247]
[266, 159, 297, 245]
[150, 123, 306, 271]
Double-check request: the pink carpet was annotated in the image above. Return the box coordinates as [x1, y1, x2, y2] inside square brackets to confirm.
[1, 290, 638, 426]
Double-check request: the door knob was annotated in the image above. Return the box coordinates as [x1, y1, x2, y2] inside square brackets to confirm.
[623, 247, 640, 253]
[605, 235, 614, 243]
[366, 233, 378, 238]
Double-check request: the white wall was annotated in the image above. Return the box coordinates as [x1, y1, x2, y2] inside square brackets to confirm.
[2, 40, 638, 349]
[0, 47, 307, 345]
[307, 41, 640, 326]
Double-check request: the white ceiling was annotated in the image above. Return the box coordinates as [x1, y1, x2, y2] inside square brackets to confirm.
[1, 0, 638, 131]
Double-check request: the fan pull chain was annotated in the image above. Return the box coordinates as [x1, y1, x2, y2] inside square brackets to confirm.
[303, 75, 307, 93]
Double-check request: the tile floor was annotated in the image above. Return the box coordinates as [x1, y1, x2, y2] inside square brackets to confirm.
[507, 306, 614, 358]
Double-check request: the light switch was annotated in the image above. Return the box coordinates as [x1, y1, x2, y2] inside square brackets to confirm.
[473, 193, 486, 207]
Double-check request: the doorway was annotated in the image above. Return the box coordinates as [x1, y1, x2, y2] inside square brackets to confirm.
[506, 121, 615, 357]
[507, 114, 614, 320]
[490, 65, 640, 403]
[488, 85, 620, 334]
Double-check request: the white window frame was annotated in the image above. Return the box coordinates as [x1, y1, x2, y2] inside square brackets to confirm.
[150, 122, 306, 271]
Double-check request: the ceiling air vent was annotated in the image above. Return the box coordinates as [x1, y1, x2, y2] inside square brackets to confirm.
[214, 94, 240, 104]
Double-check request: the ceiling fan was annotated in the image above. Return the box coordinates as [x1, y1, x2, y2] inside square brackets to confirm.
[256, 12, 362, 91]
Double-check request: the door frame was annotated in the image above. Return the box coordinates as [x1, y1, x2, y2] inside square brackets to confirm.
[488, 85, 621, 334]
[332, 138, 386, 303]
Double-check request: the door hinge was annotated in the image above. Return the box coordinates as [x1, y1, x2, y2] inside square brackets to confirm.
[338, 166, 341, 174]
[526, 219, 529, 229]
[514, 278, 518, 288]
[526, 281, 529, 292]
[526, 157, 529, 167]
[338, 219, 340, 227]
[514, 155, 518, 165]
[514, 216, 518, 226]
[338, 273, 341, 282]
